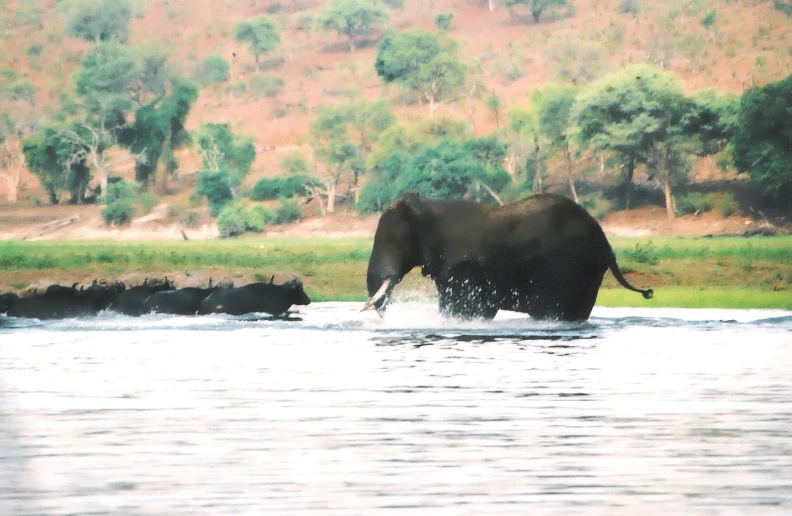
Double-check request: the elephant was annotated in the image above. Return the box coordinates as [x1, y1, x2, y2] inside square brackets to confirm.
[199, 279, 311, 317]
[362, 192, 653, 322]
[8, 281, 125, 320]
[143, 279, 229, 315]
[104, 278, 175, 316]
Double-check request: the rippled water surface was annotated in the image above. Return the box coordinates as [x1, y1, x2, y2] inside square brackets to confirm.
[1, 303, 792, 515]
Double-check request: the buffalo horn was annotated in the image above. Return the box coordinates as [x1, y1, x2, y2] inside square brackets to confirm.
[360, 278, 391, 312]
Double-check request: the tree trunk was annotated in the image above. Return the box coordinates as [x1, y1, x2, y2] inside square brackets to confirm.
[348, 37, 355, 52]
[663, 171, 675, 220]
[326, 181, 336, 214]
[532, 10, 541, 23]
[622, 158, 636, 209]
[534, 155, 543, 194]
[564, 149, 578, 204]
[489, 0, 495, 11]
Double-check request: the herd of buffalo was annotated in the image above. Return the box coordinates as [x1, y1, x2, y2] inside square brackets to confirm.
[0, 277, 311, 320]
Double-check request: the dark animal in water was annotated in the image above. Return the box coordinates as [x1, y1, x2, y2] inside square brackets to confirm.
[199, 279, 311, 316]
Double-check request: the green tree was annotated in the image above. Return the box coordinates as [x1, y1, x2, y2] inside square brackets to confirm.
[502, 0, 568, 23]
[196, 123, 256, 186]
[196, 170, 234, 216]
[71, 41, 138, 115]
[317, 0, 390, 52]
[375, 29, 466, 115]
[66, 0, 133, 43]
[532, 85, 580, 202]
[434, 12, 454, 31]
[234, 15, 281, 65]
[23, 122, 92, 204]
[194, 55, 230, 86]
[731, 74, 792, 201]
[567, 64, 687, 209]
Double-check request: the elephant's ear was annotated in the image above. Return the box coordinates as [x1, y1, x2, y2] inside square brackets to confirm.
[401, 192, 431, 224]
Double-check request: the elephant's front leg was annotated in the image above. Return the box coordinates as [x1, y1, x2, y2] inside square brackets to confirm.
[435, 262, 498, 320]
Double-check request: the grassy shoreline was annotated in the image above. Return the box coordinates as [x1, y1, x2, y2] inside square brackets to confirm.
[1, 236, 790, 310]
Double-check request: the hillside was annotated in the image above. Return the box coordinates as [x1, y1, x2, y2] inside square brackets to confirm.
[1, 0, 791, 237]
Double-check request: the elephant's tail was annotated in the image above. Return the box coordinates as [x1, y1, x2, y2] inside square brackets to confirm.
[609, 253, 654, 299]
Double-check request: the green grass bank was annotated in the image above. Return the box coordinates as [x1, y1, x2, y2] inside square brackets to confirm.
[1, 236, 790, 309]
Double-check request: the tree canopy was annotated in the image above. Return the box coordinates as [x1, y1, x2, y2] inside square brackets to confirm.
[501, 0, 568, 23]
[567, 64, 687, 207]
[317, 0, 390, 51]
[375, 29, 466, 115]
[234, 15, 281, 64]
[731, 74, 792, 200]
[66, 0, 133, 43]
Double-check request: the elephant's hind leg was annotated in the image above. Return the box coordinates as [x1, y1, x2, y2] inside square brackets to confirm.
[559, 267, 606, 322]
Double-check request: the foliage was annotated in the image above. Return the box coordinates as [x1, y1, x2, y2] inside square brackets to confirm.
[281, 152, 312, 176]
[196, 170, 234, 216]
[249, 72, 284, 98]
[196, 123, 256, 185]
[66, 0, 133, 43]
[250, 175, 318, 200]
[316, 0, 390, 51]
[375, 29, 465, 112]
[358, 137, 511, 212]
[194, 55, 230, 86]
[234, 15, 281, 64]
[623, 242, 660, 265]
[731, 74, 792, 200]
[247, 204, 275, 231]
[22, 122, 91, 204]
[568, 64, 688, 207]
[273, 196, 303, 224]
[675, 192, 714, 215]
[434, 12, 454, 31]
[71, 41, 139, 115]
[718, 192, 736, 218]
[216, 202, 270, 237]
[100, 178, 137, 225]
[119, 80, 199, 186]
[502, 0, 569, 23]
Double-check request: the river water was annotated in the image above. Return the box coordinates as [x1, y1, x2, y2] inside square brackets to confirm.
[1, 303, 791, 515]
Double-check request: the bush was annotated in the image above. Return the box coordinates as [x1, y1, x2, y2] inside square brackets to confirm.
[216, 203, 274, 237]
[434, 12, 454, 31]
[246, 204, 274, 232]
[101, 179, 137, 226]
[249, 175, 315, 200]
[718, 192, 736, 218]
[273, 196, 302, 224]
[195, 170, 234, 216]
[249, 72, 285, 98]
[137, 191, 159, 214]
[194, 55, 230, 86]
[624, 242, 660, 266]
[581, 196, 614, 221]
[216, 203, 249, 238]
[675, 192, 715, 215]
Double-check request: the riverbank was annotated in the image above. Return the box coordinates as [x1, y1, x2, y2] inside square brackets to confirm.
[1, 236, 790, 309]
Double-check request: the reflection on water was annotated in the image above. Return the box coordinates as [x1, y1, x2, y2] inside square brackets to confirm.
[1, 303, 792, 515]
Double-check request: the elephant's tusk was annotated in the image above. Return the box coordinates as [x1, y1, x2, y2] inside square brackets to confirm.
[360, 278, 392, 312]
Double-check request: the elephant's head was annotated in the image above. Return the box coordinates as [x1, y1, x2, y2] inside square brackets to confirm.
[363, 193, 441, 314]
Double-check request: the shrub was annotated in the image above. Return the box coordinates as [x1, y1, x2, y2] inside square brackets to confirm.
[249, 175, 315, 200]
[216, 203, 249, 238]
[581, 196, 614, 221]
[249, 72, 284, 98]
[434, 12, 454, 31]
[137, 192, 159, 214]
[273, 196, 302, 224]
[675, 192, 715, 215]
[718, 192, 736, 218]
[101, 179, 137, 226]
[246, 204, 274, 232]
[194, 55, 230, 86]
[195, 170, 234, 216]
[624, 242, 660, 266]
